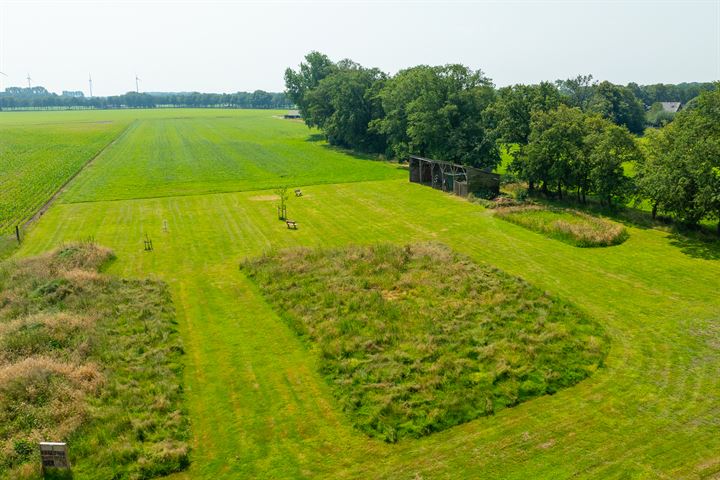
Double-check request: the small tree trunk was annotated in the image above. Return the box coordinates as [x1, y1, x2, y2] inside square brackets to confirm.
[651, 203, 658, 219]
[557, 182, 563, 200]
[528, 180, 534, 192]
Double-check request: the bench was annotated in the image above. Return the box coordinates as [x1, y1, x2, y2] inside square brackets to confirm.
[295, 189, 303, 197]
[286, 220, 298, 229]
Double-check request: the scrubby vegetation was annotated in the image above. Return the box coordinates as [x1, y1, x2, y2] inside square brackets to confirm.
[242, 243, 608, 442]
[495, 205, 628, 247]
[0, 243, 188, 479]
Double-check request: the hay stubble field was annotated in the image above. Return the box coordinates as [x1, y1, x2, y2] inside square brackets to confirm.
[3, 109, 720, 479]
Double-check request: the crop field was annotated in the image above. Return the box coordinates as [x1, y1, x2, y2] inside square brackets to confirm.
[2, 109, 720, 479]
[0, 116, 127, 235]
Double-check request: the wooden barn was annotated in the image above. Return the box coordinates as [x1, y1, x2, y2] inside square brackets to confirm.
[408, 155, 500, 197]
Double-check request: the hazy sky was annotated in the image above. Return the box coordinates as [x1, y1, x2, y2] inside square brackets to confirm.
[0, 0, 718, 96]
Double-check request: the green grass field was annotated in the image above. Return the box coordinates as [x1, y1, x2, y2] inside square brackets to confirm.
[3, 109, 720, 479]
[60, 111, 404, 203]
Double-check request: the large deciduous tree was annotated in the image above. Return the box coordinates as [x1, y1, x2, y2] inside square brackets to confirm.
[372, 64, 499, 169]
[284, 51, 336, 121]
[517, 105, 635, 204]
[486, 82, 562, 147]
[586, 122, 639, 205]
[304, 60, 388, 152]
[636, 86, 720, 231]
[523, 105, 587, 199]
[588, 81, 646, 134]
[556, 74, 597, 110]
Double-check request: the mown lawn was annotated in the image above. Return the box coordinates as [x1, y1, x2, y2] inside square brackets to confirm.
[59, 110, 405, 203]
[4, 110, 720, 479]
[13, 178, 720, 479]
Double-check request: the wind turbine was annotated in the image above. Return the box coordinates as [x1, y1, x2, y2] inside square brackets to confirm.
[135, 74, 140, 93]
[88, 73, 93, 97]
[26, 73, 32, 88]
[0, 71, 6, 91]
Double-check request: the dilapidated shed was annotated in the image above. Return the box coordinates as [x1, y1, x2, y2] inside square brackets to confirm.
[409, 156, 500, 197]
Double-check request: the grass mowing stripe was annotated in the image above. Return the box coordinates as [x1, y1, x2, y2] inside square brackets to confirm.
[59, 111, 405, 203]
[13, 178, 720, 479]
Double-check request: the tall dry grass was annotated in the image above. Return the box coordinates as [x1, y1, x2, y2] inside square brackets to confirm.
[0, 243, 187, 479]
[494, 205, 628, 247]
[242, 243, 608, 442]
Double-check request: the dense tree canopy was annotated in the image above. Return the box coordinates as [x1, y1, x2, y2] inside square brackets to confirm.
[637, 87, 720, 231]
[587, 81, 646, 134]
[282, 52, 718, 234]
[515, 105, 638, 204]
[485, 82, 562, 146]
[628, 82, 716, 106]
[284, 51, 337, 122]
[372, 64, 499, 168]
[304, 60, 387, 152]
[556, 74, 597, 110]
[0, 88, 290, 110]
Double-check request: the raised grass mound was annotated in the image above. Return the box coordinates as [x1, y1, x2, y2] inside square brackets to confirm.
[242, 243, 608, 442]
[495, 205, 628, 247]
[0, 243, 188, 479]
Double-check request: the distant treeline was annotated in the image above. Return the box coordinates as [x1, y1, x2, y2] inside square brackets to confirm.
[0, 87, 291, 110]
[285, 52, 719, 233]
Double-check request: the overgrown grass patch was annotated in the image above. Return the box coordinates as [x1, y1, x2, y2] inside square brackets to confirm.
[495, 205, 628, 247]
[0, 243, 188, 479]
[241, 243, 608, 442]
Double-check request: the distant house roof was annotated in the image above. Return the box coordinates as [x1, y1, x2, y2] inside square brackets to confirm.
[660, 102, 681, 113]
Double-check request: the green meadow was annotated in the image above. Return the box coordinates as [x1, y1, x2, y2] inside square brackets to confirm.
[2, 109, 720, 479]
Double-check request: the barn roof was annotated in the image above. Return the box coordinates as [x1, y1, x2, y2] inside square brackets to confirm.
[660, 102, 681, 113]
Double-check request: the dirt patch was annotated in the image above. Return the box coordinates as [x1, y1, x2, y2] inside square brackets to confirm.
[381, 289, 404, 301]
[249, 195, 280, 202]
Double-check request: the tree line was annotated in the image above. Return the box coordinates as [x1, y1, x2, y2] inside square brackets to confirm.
[0, 87, 291, 110]
[285, 51, 719, 233]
